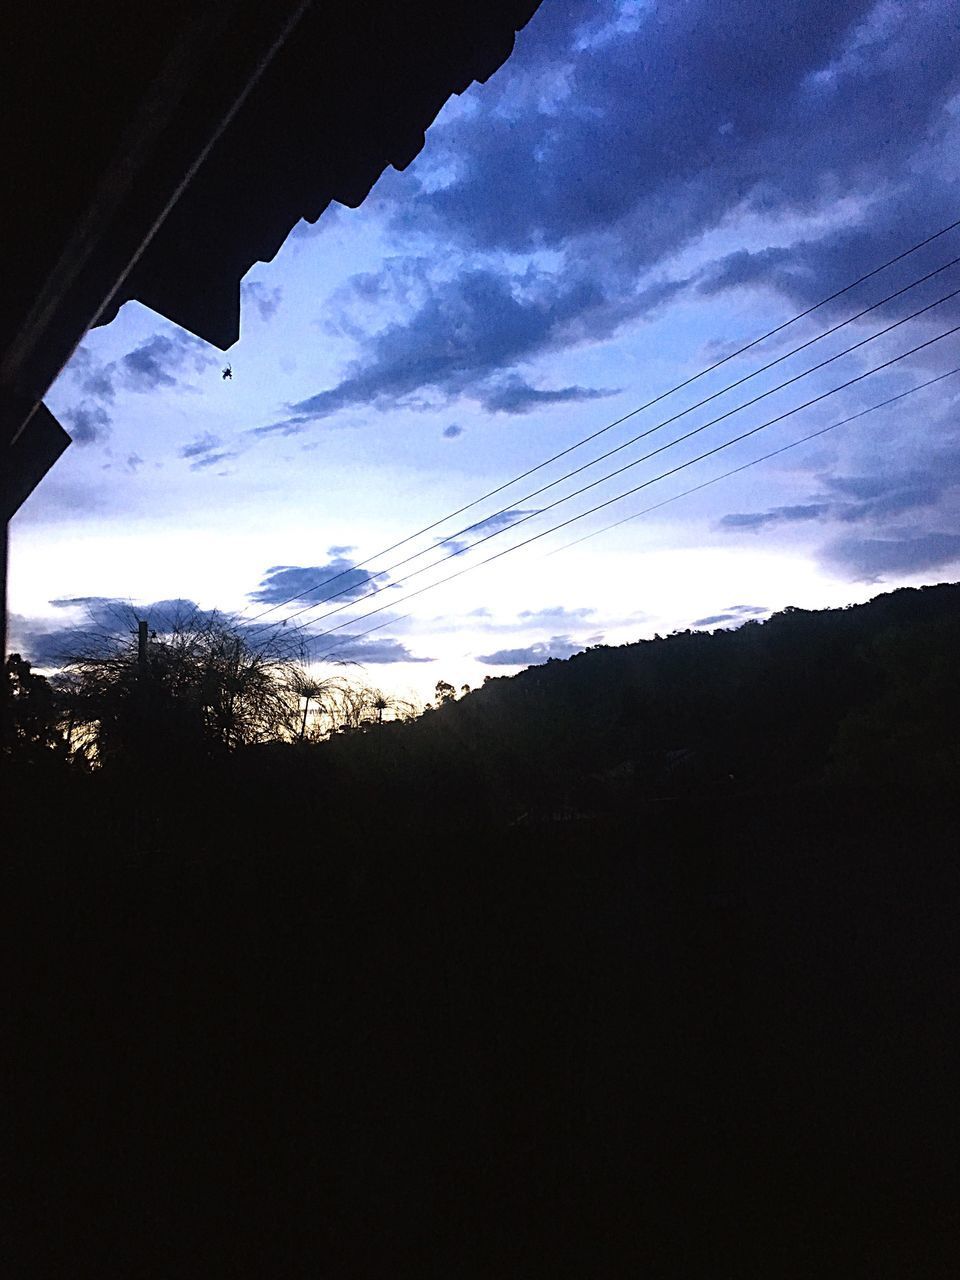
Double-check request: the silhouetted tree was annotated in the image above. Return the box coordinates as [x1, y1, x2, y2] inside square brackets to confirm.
[435, 679, 457, 705]
[2, 653, 62, 762]
[56, 608, 307, 766]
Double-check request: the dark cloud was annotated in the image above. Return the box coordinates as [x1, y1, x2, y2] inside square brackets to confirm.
[178, 432, 238, 471]
[15, 598, 428, 669]
[693, 613, 740, 627]
[274, 0, 960, 434]
[50, 595, 123, 611]
[120, 337, 178, 392]
[125, 453, 144, 473]
[283, 266, 612, 424]
[11, 623, 92, 669]
[463, 509, 539, 538]
[405, 0, 956, 265]
[62, 402, 111, 445]
[719, 503, 832, 531]
[119, 331, 214, 393]
[79, 364, 117, 403]
[478, 376, 617, 415]
[693, 605, 768, 628]
[15, 598, 224, 669]
[477, 636, 585, 666]
[180, 432, 222, 459]
[442, 507, 539, 557]
[822, 465, 951, 523]
[260, 259, 687, 434]
[188, 450, 237, 471]
[718, 424, 960, 539]
[697, 180, 960, 328]
[834, 483, 942, 522]
[443, 424, 464, 438]
[59, 329, 216, 445]
[249, 416, 310, 438]
[15, 594, 427, 672]
[310, 634, 430, 664]
[241, 280, 283, 321]
[249, 557, 387, 606]
[820, 532, 960, 581]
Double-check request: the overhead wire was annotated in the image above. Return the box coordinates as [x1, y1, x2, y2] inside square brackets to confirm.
[546, 364, 960, 556]
[293, 319, 960, 653]
[247, 255, 960, 633]
[253, 281, 960, 637]
[306, 364, 960, 664]
[242, 216, 960, 626]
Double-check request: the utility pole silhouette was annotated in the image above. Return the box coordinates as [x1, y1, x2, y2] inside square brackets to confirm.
[137, 619, 148, 674]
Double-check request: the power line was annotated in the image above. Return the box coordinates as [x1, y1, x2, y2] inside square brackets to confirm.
[309, 365, 960, 664]
[258, 283, 960, 636]
[308, 613, 414, 666]
[243, 216, 960, 626]
[547, 365, 960, 556]
[248, 255, 960, 632]
[296, 320, 960, 653]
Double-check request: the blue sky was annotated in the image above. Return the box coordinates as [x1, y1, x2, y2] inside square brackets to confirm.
[11, 0, 960, 701]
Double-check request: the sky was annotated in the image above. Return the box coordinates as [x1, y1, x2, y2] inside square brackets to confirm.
[10, 0, 960, 703]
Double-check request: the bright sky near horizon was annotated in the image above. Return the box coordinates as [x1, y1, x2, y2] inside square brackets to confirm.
[10, 0, 960, 703]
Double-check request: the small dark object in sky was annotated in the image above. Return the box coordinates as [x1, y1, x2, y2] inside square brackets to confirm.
[221, 364, 233, 380]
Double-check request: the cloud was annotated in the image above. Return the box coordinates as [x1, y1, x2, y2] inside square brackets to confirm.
[119, 331, 214, 393]
[697, 180, 960, 326]
[441, 507, 539, 557]
[241, 280, 283, 322]
[14, 602, 424, 671]
[59, 328, 217, 445]
[281, 266, 613, 424]
[180, 432, 222, 459]
[14, 595, 429, 672]
[820, 531, 960, 581]
[188, 451, 238, 471]
[718, 421, 960, 542]
[178, 432, 239, 471]
[62, 402, 111, 445]
[125, 453, 144, 473]
[404, 0, 957, 265]
[258, 259, 684, 434]
[248, 416, 311, 438]
[477, 635, 585, 666]
[693, 614, 739, 627]
[462, 509, 538, 538]
[443, 424, 464, 438]
[478, 376, 618, 415]
[518, 604, 596, 623]
[719, 503, 832, 531]
[270, 0, 960, 437]
[10, 621, 92, 669]
[310, 634, 431, 665]
[822, 466, 949, 523]
[14, 597, 222, 668]
[693, 606, 768, 627]
[249, 557, 387, 606]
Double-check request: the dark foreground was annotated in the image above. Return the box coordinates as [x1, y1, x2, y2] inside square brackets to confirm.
[4, 767, 959, 1278]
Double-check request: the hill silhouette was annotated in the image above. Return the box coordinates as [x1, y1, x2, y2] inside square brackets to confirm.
[323, 580, 960, 820]
[4, 583, 959, 1277]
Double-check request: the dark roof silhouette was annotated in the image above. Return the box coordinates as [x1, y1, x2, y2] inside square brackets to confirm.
[0, 0, 540, 647]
